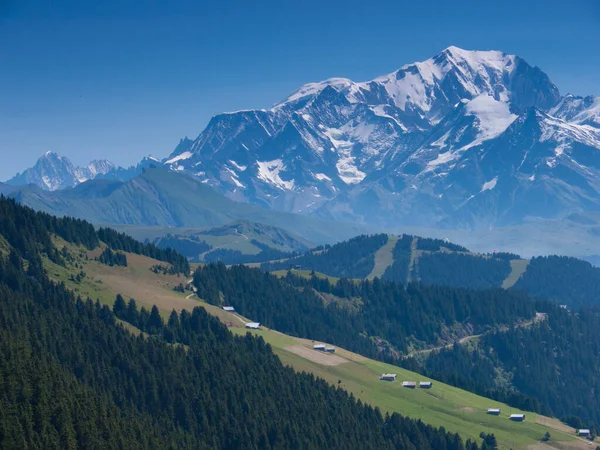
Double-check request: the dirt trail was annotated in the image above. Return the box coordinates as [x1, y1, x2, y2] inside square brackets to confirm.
[411, 312, 547, 358]
[410, 333, 483, 357]
[367, 236, 398, 280]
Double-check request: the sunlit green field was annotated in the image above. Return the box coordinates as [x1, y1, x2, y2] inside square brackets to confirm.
[231, 326, 579, 450]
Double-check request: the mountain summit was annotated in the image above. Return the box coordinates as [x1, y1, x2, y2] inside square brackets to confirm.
[6, 152, 116, 191]
[162, 47, 598, 228]
[7, 153, 164, 191]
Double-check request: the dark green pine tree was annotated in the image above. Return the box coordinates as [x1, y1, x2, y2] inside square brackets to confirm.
[148, 305, 163, 334]
[113, 294, 127, 318]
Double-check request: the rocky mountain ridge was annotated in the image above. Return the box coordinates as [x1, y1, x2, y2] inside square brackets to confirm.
[162, 46, 600, 228]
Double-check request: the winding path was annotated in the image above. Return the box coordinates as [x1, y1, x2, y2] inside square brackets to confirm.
[199, 229, 249, 261]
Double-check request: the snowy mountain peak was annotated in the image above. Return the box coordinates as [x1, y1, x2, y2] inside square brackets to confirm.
[11, 47, 599, 231]
[273, 46, 558, 129]
[549, 94, 600, 128]
[8, 152, 79, 190]
[279, 78, 354, 107]
[86, 160, 116, 177]
[6, 153, 158, 191]
[438, 46, 514, 68]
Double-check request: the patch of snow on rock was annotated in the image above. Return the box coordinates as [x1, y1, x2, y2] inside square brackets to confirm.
[462, 95, 517, 150]
[257, 159, 294, 190]
[314, 173, 332, 181]
[166, 151, 193, 165]
[336, 151, 366, 185]
[229, 160, 247, 171]
[481, 176, 498, 192]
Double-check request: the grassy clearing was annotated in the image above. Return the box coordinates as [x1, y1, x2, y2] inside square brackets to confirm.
[194, 233, 261, 254]
[0, 234, 11, 257]
[236, 326, 579, 450]
[502, 259, 530, 288]
[271, 269, 342, 284]
[108, 223, 314, 255]
[367, 235, 398, 280]
[45, 238, 198, 319]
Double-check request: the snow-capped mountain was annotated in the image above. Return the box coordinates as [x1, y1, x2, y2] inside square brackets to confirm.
[161, 46, 599, 228]
[10, 47, 600, 230]
[549, 94, 600, 128]
[7, 152, 164, 191]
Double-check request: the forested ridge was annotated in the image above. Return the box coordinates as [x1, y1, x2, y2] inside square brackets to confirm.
[98, 226, 190, 274]
[402, 305, 600, 430]
[417, 253, 511, 289]
[262, 234, 511, 290]
[512, 255, 600, 308]
[0, 195, 189, 274]
[204, 239, 297, 265]
[382, 235, 413, 283]
[262, 234, 600, 309]
[262, 234, 389, 278]
[194, 263, 537, 356]
[416, 238, 468, 252]
[0, 196, 490, 449]
[153, 233, 211, 261]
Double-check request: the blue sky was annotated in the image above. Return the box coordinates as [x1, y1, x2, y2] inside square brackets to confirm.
[1, 0, 599, 180]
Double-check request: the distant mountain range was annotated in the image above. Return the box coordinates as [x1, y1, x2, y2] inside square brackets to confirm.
[6, 152, 164, 190]
[1, 167, 372, 245]
[5, 46, 600, 235]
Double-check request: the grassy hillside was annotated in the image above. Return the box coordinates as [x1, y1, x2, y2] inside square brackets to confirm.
[45, 237, 195, 317]
[238, 329, 583, 450]
[44, 241, 590, 449]
[118, 220, 314, 260]
[502, 259, 530, 289]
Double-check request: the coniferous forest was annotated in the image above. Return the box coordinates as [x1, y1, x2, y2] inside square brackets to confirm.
[0, 196, 490, 449]
[262, 234, 389, 278]
[512, 255, 600, 308]
[417, 253, 511, 289]
[382, 235, 413, 283]
[204, 239, 296, 265]
[96, 247, 128, 266]
[194, 262, 600, 432]
[400, 303, 600, 430]
[153, 233, 212, 261]
[194, 263, 537, 355]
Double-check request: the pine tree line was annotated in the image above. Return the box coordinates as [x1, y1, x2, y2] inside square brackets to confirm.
[96, 247, 128, 267]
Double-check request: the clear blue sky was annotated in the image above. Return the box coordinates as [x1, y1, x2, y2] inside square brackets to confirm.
[1, 0, 599, 180]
